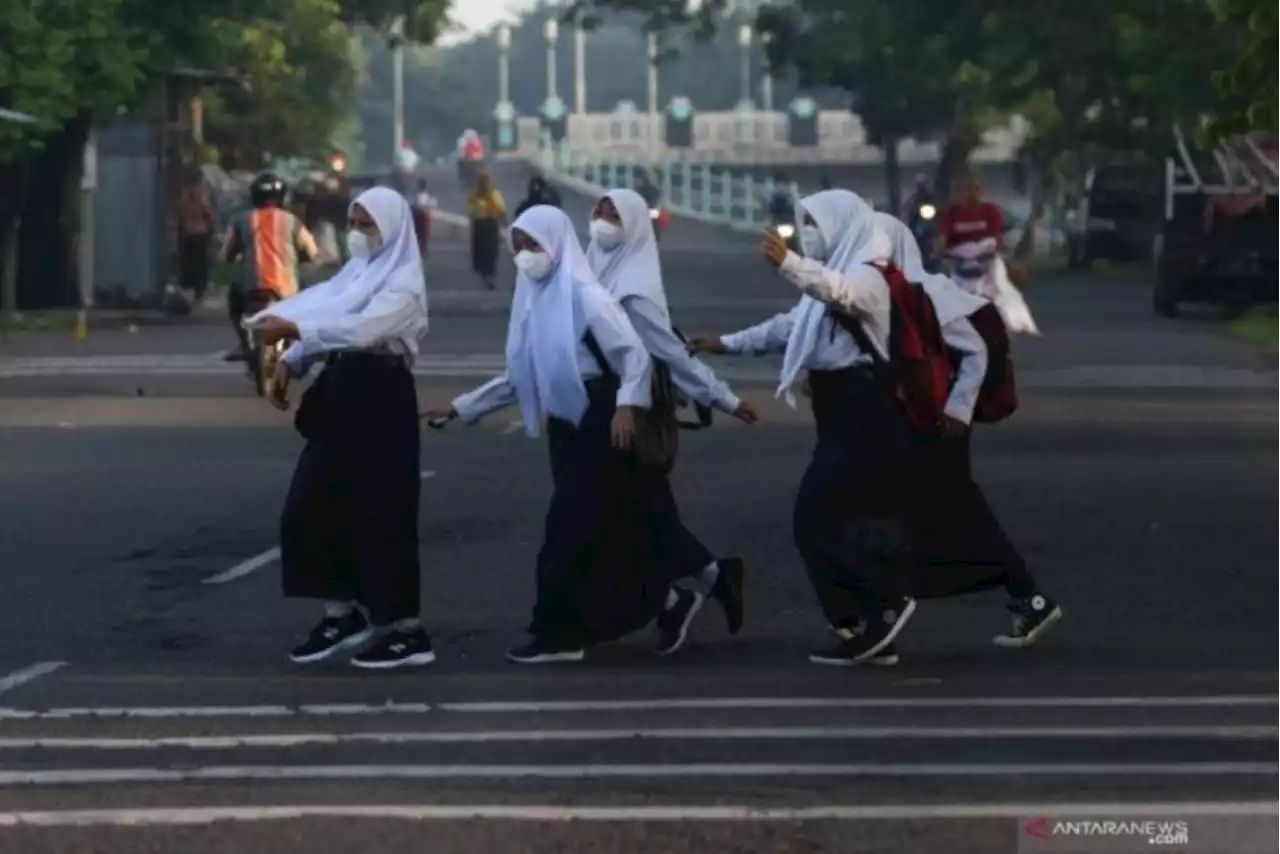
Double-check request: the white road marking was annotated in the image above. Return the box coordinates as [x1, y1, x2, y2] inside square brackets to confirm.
[202, 470, 437, 586]
[200, 548, 281, 586]
[0, 662, 65, 699]
[0, 724, 1271, 751]
[0, 801, 1273, 827]
[0, 762, 1272, 787]
[502, 420, 523, 434]
[2, 694, 1274, 721]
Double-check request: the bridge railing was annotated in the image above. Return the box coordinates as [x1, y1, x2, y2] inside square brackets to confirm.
[537, 137, 798, 233]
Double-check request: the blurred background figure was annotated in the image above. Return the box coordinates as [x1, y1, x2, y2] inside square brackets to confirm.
[467, 171, 507, 289]
[514, 173, 561, 218]
[177, 169, 215, 304]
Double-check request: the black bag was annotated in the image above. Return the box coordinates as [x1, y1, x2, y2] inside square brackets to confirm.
[583, 333, 680, 472]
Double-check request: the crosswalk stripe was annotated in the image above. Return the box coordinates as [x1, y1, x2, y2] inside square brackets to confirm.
[0, 724, 1271, 750]
[0, 762, 1273, 787]
[1, 801, 1273, 826]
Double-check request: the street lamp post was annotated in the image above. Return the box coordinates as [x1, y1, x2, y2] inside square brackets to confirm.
[544, 19, 559, 102]
[761, 31, 774, 112]
[497, 24, 511, 104]
[573, 25, 587, 114]
[389, 15, 406, 160]
[646, 32, 659, 126]
[737, 24, 754, 110]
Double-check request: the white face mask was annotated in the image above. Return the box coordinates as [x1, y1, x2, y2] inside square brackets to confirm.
[514, 249, 553, 281]
[589, 219, 623, 249]
[346, 230, 380, 260]
[799, 225, 826, 260]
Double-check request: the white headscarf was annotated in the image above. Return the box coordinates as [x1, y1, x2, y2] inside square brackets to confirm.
[777, 189, 892, 406]
[505, 205, 604, 437]
[876, 211, 986, 326]
[586, 188, 670, 321]
[245, 186, 428, 338]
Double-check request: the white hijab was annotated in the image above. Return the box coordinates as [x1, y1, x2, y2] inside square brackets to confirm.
[505, 205, 604, 437]
[245, 186, 428, 337]
[586, 188, 671, 321]
[876, 211, 986, 326]
[777, 189, 892, 406]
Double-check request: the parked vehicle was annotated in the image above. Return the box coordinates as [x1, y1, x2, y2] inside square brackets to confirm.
[1152, 128, 1277, 317]
[1066, 159, 1161, 269]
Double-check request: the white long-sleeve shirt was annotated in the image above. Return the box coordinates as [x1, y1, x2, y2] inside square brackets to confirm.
[622, 296, 741, 414]
[281, 287, 424, 378]
[451, 290, 652, 424]
[720, 251, 987, 423]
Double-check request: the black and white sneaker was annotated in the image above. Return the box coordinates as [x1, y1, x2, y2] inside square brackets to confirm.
[289, 611, 374, 664]
[350, 628, 436, 669]
[505, 638, 585, 664]
[655, 588, 707, 656]
[808, 598, 916, 666]
[709, 557, 746, 635]
[993, 594, 1062, 648]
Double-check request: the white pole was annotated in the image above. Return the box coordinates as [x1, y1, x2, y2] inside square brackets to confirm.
[574, 26, 587, 114]
[738, 24, 753, 108]
[544, 19, 559, 101]
[498, 26, 511, 104]
[761, 33, 774, 112]
[391, 15, 406, 158]
[76, 132, 97, 341]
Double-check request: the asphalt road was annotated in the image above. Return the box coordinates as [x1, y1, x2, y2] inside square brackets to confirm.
[0, 168, 1276, 853]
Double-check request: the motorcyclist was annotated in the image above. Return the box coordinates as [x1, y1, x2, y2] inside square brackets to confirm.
[903, 173, 935, 230]
[767, 171, 795, 225]
[219, 172, 320, 360]
[513, 174, 562, 218]
[635, 168, 661, 208]
[936, 174, 1004, 254]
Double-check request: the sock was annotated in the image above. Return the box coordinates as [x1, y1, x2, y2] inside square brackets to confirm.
[392, 617, 423, 633]
[324, 601, 354, 619]
[664, 588, 680, 610]
[694, 561, 720, 594]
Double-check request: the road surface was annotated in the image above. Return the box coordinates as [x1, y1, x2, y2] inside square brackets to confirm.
[0, 165, 1275, 853]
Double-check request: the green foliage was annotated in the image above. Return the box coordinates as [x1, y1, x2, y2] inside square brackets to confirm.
[1205, 0, 1277, 135]
[0, 0, 147, 163]
[202, 0, 358, 168]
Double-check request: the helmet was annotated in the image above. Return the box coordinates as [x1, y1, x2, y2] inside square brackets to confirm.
[250, 172, 286, 207]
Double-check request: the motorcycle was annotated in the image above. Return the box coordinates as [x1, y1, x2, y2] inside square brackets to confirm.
[649, 206, 671, 242]
[911, 203, 940, 272]
[243, 288, 286, 397]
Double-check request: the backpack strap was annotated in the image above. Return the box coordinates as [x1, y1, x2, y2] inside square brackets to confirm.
[826, 309, 886, 366]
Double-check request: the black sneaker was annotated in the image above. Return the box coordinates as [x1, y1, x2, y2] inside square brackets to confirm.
[993, 594, 1062, 648]
[808, 598, 916, 666]
[289, 611, 373, 664]
[350, 628, 436, 669]
[505, 638, 585, 664]
[655, 588, 707, 656]
[867, 642, 899, 666]
[709, 557, 746, 635]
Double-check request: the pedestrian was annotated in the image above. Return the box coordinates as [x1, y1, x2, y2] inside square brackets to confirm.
[424, 206, 713, 665]
[467, 171, 506, 289]
[686, 190, 918, 665]
[177, 172, 215, 303]
[586, 188, 757, 652]
[879, 212, 1061, 647]
[244, 186, 435, 670]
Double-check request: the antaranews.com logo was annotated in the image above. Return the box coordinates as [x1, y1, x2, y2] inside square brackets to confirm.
[1023, 816, 1191, 847]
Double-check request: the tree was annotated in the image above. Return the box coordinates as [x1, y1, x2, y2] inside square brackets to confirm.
[201, 0, 358, 168]
[755, 0, 1004, 213]
[1204, 0, 1277, 136]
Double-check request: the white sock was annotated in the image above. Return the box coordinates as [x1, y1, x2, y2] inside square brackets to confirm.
[664, 588, 680, 610]
[324, 601, 354, 619]
[393, 617, 422, 633]
[685, 561, 719, 596]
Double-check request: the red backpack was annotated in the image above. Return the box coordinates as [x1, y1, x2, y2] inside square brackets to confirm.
[829, 263, 1017, 431]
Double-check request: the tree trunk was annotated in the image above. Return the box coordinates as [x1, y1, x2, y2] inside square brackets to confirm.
[883, 136, 903, 217]
[934, 130, 977, 200]
[1014, 173, 1047, 259]
[1, 214, 20, 316]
